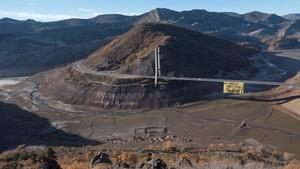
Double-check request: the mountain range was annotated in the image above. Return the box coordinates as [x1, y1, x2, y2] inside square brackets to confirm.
[1, 8, 300, 77]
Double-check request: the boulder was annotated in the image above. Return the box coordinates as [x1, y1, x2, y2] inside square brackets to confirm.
[140, 158, 167, 169]
[90, 152, 112, 168]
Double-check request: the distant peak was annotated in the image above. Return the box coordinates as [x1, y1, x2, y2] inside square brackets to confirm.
[153, 8, 175, 12]
[265, 14, 286, 20]
[243, 11, 271, 22]
[25, 19, 36, 22]
[93, 13, 128, 18]
[244, 11, 270, 18]
[246, 11, 268, 15]
[189, 9, 208, 13]
[90, 14, 132, 23]
[262, 14, 287, 24]
[0, 17, 19, 23]
[140, 8, 179, 23]
[222, 12, 241, 18]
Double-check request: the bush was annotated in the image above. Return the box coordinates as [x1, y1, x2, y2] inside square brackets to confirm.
[4, 151, 29, 162]
[42, 148, 57, 159]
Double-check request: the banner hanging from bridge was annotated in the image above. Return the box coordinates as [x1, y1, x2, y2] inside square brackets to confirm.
[223, 82, 244, 94]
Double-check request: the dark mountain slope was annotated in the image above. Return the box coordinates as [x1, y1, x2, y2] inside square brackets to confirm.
[263, 14, 287, 25]
[0, 19, 36, 34]
[0, 19, 132, 77]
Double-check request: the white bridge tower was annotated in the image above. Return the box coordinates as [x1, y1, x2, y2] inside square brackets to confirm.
[154, 47, 161, 86]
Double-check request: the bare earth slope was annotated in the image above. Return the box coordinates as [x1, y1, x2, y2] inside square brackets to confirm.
[38, 23, 256, 108]
[274, 73, 300, 118]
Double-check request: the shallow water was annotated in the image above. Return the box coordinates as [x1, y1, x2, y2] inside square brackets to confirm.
[0, 79, 22, 87]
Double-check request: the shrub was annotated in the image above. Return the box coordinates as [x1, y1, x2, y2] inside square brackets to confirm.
[118, 152, 138, 166]
[161, 140, 177, 152]
[3, 151, 29, 162]
[42, 148, 57, 159]
[63, 161, 89, 169]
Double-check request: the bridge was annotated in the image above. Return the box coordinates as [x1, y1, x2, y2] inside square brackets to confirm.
[73, 62, 300, 88]
[73, 48, 300, 88]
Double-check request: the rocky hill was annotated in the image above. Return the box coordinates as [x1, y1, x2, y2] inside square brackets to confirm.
[85, 23, 253, 76]
[275, 20, 300, 49]
[284, 13, 300, 21]
[242, 11, 271, 23]
[38, 23, 256, 108]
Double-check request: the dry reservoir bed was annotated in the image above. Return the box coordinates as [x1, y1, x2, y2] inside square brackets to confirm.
[1, 79, 299, 158]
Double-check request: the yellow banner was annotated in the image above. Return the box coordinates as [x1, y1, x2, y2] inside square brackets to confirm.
[224, 82, 244, 94]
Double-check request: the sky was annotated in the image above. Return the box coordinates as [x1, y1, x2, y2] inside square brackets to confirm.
[0, 0, 299, 22]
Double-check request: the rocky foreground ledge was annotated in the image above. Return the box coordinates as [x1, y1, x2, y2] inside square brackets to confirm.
[0, 139, 299, 169]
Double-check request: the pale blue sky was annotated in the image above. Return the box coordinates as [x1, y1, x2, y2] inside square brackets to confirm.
[0, 0, 299, 21]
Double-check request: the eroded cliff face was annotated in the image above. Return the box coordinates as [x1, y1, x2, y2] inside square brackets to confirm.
[38, 23, 256, 108]
[38, 67, 219, 108]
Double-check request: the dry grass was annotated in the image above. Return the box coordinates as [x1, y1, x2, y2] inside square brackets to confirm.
[1, 142, 300, 169]
[57, 150, 93, 169]
[199, 160, 271, 169]
[62, 161, 89, 169]
[117, 151, 138, 166]
[283, 160, 300, 169]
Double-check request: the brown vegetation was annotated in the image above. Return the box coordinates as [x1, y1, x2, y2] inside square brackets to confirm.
[3, 139, 299, 169]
